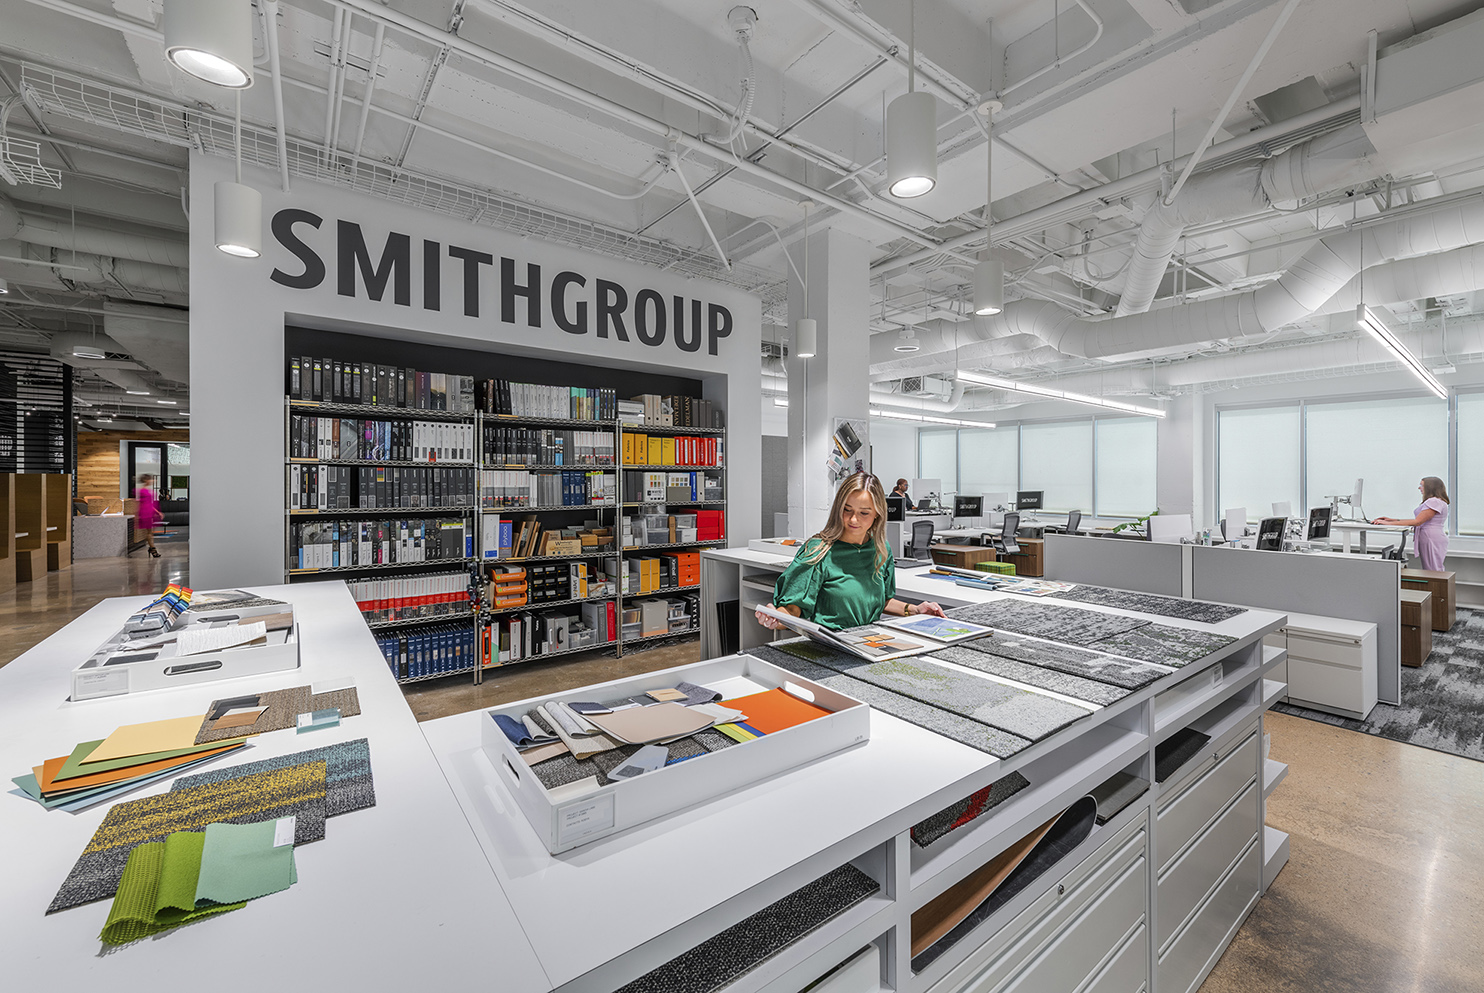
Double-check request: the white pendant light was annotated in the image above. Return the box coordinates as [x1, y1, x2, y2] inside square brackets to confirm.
[794, 200, 816, 358]
[958, 370, 1167, 418]
[164, 0, 254, 89]
[886, 1, 937, 198]
[973, 99, 1004, 315]
[215, 92, 261, 258]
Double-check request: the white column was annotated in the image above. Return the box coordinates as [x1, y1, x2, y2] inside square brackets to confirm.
[784, 227, 872, 538]
[1157, 394, 1206, 528]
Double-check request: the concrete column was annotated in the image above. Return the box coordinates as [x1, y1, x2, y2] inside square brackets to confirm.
[1157, 394, 1206, 528]
[785, 226, 872, 538]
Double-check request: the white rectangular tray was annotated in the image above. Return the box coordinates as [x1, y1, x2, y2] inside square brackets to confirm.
[72, 617, 301, 702]
[480, 652, 870, 853]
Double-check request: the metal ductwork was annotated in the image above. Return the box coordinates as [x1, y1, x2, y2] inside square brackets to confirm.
[96, 368, 155, 395]
[0, 194, 189, 268]
[0, 239, 189, 296]
[1116, 122, 1383, 317]
[47, 331, 127, 363]
[870, 378, 967, 413]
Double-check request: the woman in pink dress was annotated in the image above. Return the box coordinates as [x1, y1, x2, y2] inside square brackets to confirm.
[136, 474, 162, 558]
[1373, 476, 1449, 570]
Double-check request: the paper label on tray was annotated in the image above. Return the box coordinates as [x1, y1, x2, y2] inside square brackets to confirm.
[73, 667, 130, 701]
[556, 793, 615, 846]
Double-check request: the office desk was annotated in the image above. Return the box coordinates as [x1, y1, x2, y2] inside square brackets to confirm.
[929, 543, 998, 569]
[1329, 520, 1408, 554]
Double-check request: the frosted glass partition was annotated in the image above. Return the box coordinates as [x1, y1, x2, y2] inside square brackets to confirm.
[1096, 417, 1157, 518]
[918, 429, 957, 499]
[1458, 392, 1484, 535]
[1021, 421, 1093, 513]
[1218, 406, 1300, 521]
[959, 427, 1019, 500]
[1305, 396, 1447, 524]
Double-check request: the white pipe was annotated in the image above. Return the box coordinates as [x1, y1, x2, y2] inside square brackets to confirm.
[264, 1, 292, 192]
[350, 22, 386, 172]
[669, 149, 730, 270]
[328, 11, 355, 161]
[322, 7, 346, 164]
[869, 379, 967, 413]
[999, 0, 1105, 97]
[1162, 0, 1304, 206]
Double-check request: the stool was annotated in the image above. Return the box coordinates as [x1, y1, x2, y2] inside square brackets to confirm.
[1400, 589, 1433, 667]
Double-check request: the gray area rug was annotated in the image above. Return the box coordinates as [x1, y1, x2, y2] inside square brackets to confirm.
[1089, 623, 1237, 668]
[748, 645, 1033, 758]
[956, 634, 1171, 691]
[1051, 586, 1246, 625]
[930, 645, 1130, 707]
[946, 599, 1151, 645]
[1273, 607, 1484, 763]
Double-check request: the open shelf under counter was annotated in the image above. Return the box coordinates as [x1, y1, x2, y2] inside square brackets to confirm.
[1263, 825, 1290, 890]
[289, 398, 474, 420]
[1153, 650, 1266, 736]
[1262, 758, 1288, 800]
[1261, 678, 1287, 709]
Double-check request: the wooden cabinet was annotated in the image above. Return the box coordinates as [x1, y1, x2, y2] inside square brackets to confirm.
[1401, 568, 1455, 632]
[1001, 538, 1045, 577]
[1400, 590, 1433, 667]
[930, 544, 999, 570]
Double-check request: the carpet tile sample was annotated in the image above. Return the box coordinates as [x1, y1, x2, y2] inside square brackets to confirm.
[946, 599, 1152, 646]
[911, 771, 1033, 848]
[748, 646, 1033, 758]
[1155, 728, 1212, 783]
[804, 653, 1095, 742]
[171, 738, 375, 817]
[195, 686, 362, 744]
[958, 634, 1171, 691]
[529, 733, 738, 791]
[1090, 623, 1236, 668]
[616, 863, 880, 993]
[100, 832, 244, 945]
[49, 761, 327, 914]
[930, 645, 1130, 707]
[1090, 771, 1148, 825]
[1051, 586, 1246, 624]
[195, 819, 297, 905]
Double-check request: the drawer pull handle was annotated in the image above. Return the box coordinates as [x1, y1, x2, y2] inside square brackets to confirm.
[1057, 884, 1065, 896]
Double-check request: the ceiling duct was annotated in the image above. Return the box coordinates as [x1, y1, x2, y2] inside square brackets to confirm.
[0, 194, 189, 268]
[104, 302, 190, 385]
[47, 331, 126, 364]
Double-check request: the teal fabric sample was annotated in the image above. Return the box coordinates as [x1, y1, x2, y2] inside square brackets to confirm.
[196, 819, 297, 905]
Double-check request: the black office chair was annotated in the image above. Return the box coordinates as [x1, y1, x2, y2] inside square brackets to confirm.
[907, 520, 935, 560]
[1381, 531, 1409, 561]
[992, 513, 1021, 556]
[1064, 509, 1082, 536]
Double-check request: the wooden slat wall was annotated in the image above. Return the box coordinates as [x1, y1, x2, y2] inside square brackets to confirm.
[75, 431, 190, 505]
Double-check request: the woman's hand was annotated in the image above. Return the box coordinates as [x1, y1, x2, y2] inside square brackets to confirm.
[755, 604, 787, 630]
[1372, 517, 1395, 525]
[909, 601, 946, 618]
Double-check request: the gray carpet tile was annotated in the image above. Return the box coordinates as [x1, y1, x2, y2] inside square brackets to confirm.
[958, 634, 1172, 690]
[1050, 586, 1246, 624]
[945, 599, 1151, 645]
[807, 653, 1096, 742]
[530, 731, 742, 790]
[1274, 607, 1484, 762]
[1155, 728, 1211, 783]
[617, 863, 880, 993]
[171, 738, 375, 818]
[1089, 771, 1148, 825]
[911, 771, 1032, 848]
[930, 645, 1129, 706]
[1089, 623, 1236, 668]
[748, 645, 1033, 758]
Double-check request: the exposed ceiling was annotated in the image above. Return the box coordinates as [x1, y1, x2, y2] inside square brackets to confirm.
[4, 0, 1484, 421]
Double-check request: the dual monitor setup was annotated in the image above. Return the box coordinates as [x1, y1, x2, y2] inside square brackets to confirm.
[885, 490, 1043, 522]
[1230, 505, 1334, 552]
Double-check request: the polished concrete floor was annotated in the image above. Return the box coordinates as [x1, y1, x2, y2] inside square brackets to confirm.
[5, 549, 1481, 992]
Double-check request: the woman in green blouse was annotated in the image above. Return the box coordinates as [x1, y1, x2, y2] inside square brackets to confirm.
[757, 473, 946, 631]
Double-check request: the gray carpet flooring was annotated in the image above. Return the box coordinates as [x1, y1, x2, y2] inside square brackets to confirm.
[1273, 606, 1484, 762]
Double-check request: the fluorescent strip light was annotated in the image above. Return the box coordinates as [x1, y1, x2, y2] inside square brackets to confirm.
[869, 409, 995, 429]
[957, 371, 1167, 418]
[773, 397, 789, 407]
[1356, 305, 1447, 399]
[156, 399, 178, 405]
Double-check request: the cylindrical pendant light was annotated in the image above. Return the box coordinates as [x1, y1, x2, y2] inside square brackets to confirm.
[973, 99, 1004, 315]
[886, 1, 937, 198]
[164, 0, 254, 88]
[794, 200, 816, 357]
[215, 92, 261, 257]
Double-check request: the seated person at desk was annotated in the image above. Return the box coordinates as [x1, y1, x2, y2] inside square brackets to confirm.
[1373, 476, 1450, 570]
[890, 478, 912, 506]
[757, 473, 945, 631]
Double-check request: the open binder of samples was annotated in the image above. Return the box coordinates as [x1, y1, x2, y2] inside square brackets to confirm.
[756, 606, 991, 661]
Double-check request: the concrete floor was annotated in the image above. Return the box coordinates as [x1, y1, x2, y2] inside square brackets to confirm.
[5, 547, 1481, 992]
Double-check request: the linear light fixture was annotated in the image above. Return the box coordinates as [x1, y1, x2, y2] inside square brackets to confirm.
[870, 409, 995, 429]
[1356, 305, 1447, 399]
[957, 370, 1167, 417]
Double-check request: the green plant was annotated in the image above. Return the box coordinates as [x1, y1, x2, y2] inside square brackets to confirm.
[1109, 509, 1159, 535]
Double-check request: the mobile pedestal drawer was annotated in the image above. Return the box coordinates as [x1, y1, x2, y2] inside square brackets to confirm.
[926, 815, 1148, 993]
[1155, 730, 1259, 872]
[1156, 782, 1260, 948]
[1282, 614, 1377, 720]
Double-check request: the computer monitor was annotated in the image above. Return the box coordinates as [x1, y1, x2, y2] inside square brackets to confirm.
[1016, 490, 1044, 511]
[915, 498, 932, 511]
[885, 496, 906, 522]
[1256, 517, 1287, 551]
[1222, 507, 1247, 541]
[953, 495, 982, 518]
[1307, 506, 1332, 540]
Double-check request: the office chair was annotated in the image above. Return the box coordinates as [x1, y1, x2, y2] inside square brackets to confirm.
[907, 520, 935, 560]
[1065, 509, 1082, 536]
[992, 513, 1021, 556]
[1381, 531, 1409, 562]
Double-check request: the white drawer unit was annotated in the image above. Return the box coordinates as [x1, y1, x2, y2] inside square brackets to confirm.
[1157, 839, 1262, 993]
[1082, 923, 1148, 993]
[1275, 613, 1377, 720]
[1156, 731, 1259, 873]
[1156, 782, 1260, 949]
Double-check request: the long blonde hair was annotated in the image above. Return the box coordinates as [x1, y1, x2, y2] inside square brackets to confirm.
[802, 473, 891, 572]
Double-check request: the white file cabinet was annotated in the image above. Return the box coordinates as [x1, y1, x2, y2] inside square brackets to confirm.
[1266, 613, 1377, 720]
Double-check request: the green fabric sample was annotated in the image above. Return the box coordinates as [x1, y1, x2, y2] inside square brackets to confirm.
[57, 738, 237, 782]
[195, 819, 297, 905]
[100, 832, 244, 945]
[773, 538, 895, 630]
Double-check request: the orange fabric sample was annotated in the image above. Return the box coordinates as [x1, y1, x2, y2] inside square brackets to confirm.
[35, 743, 245, 795]
[720, 688, 834, 735]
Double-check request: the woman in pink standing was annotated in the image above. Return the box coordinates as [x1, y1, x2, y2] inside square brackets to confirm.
[1373, 476, 1449, 570]
[136, 473, 162, 558]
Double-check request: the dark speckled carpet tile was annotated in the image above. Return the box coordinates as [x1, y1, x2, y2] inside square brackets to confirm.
[1089, 623, 1236, 668]
[1050, 586, 1246, 624]
[957, 633, 1172, 691]
[748, 645, 1033, 758]
[929, 645, 1130, 706]
[616, 863, 879, 993]
[945, 599, 1151, 645]
[1274, 607, 1484, 762]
